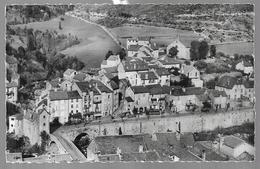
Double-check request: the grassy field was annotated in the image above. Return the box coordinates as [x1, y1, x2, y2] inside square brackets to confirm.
[12, 15, 121, 68]
[109, 24, 202, 47]
[214, 42, 254, 56]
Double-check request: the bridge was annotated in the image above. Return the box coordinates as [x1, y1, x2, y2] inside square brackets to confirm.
[55, 108, 254, 149]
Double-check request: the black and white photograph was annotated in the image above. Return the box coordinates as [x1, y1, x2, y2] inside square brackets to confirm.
[5, 2, 255, 163]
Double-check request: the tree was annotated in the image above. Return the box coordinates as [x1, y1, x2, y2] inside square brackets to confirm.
[118, 48, 126, 60]
[199, 40, 209, 59]
[105, 50, 113, 60]
[40, 131, 50, 152]
[190, 40, 201, 61]
[27, 29, 36, 51]
[194, 60, 207, 70]
[190, 40, 209, 60]
[210, 45, 216, 57]
[168, 46, 179, 58]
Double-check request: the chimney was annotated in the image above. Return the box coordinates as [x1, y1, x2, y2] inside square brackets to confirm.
[201, 150, 206, 161]
[139, 144, 144, 153]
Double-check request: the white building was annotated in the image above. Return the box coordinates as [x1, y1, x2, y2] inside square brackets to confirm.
[235, 60, 253, 75]
[219, 135, 255, 159]
[101, 55, 121, 69]
[166, 38, 190, 60]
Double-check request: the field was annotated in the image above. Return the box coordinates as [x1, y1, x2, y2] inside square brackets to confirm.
[214, 42, 254, 56]
[109, 24, 202, 47]
[12, 15, 121, 68]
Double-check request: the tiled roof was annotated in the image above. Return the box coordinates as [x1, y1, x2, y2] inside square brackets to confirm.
[182, 65, 198, 74]
[138, 71, 158, 80]
[90, 80, 113, 93]
[244, 80, 254, 89]
[155, 68, 171, 76]
[146, 84, 165, 95]
[67, 91, 82, 99]
[49, 91, 68, 101]
[121, 151, 160, 161]
[94, 134, 149, 155]
[131, 86, 149, 94]
[109, 80, 119, 90]
[216, 76, 242, 89]
[125, 96, 134, 102]
[142, 57, 154, 62]
[103, 66, 118, 74]
[192, 141, 228, 161]
[128, 45, 142, 52]
[148, 64, 160, 69]
[73, 73, 86, 82]
[223, 135, 245, 149]
[124, 57, 149, 72]
[49, 90, 81, 101]
[75, 81, 90, 93]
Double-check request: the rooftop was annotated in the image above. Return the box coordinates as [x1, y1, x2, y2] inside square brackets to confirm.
[223, 135, 245, 149]
[124, 57, 149, 72]
[94, 134, 149, 155]
[138, 71, 158, 80]
[73, 73, 87, 82]
[49, 90, 82, 101]
[63, 69, 76, 76]
[128, 45, 142, 52]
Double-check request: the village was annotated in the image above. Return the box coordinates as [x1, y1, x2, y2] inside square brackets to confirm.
[5, 4, 255, 163]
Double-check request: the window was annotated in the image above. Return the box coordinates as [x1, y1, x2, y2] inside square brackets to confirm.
[108, 95, 110, 99]
[235, 89, 237, 92]
[71, 105, 73, 108]
[71, 110, 73, 114]
[241, 89, 243, 93]
[11, 124, 13, 127]
[43, 115, 45, 119]
[76, 110, 78, 113]
[43, 123, 46, 126]
[11, 118, 14, 121]
[76, 99, 78, 102]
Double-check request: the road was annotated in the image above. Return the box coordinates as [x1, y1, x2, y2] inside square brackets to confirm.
[66, 11, 123, 48]
[52, 132, 87, 162]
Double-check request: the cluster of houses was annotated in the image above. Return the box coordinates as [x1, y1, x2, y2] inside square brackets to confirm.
[86, 132, 255, 162]
[6, 36, 255, 147]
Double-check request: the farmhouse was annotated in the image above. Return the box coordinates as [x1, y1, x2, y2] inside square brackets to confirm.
[118, 57, 149, 86]
[219, 135, 255, 159]
[166, 38, 190, 60]
[215, 76, 254, 101]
